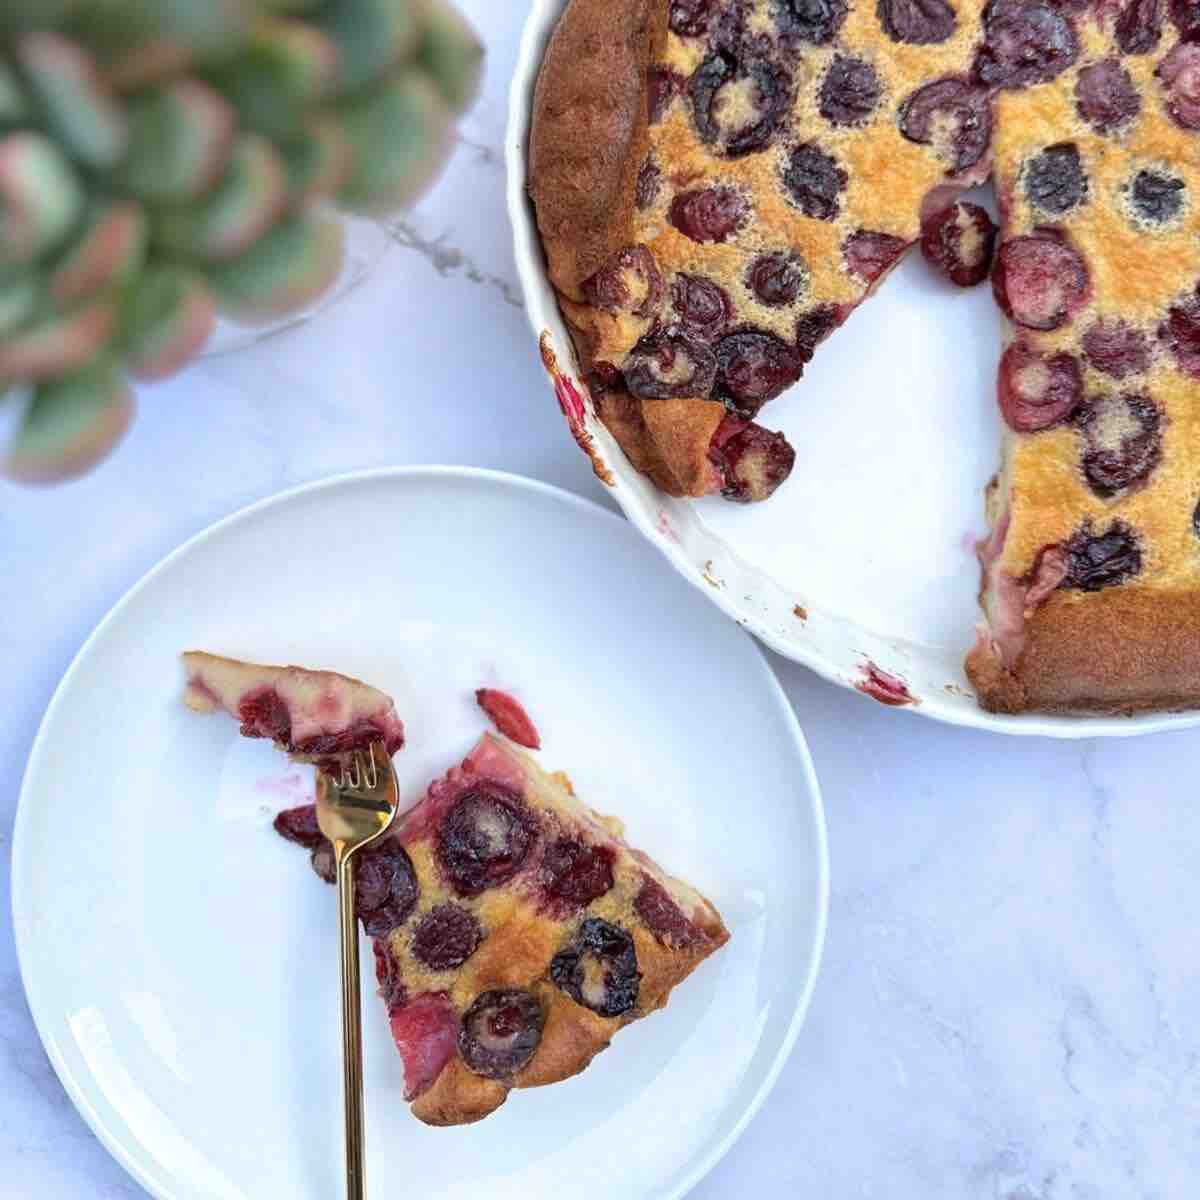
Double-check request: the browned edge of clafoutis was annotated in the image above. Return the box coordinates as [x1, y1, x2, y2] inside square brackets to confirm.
[967, 588, 1200, 715]
[528, 0, 731, 498]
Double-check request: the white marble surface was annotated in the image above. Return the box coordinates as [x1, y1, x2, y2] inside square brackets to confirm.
[4, 4, 1200, 1197]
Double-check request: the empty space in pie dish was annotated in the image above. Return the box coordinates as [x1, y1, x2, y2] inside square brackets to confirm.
[694, 248, 1002, 650]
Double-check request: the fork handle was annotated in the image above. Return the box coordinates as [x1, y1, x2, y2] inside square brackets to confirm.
[336, 850, 366, 1200]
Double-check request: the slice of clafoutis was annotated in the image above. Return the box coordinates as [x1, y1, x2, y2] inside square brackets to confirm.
[181, 650, 405, 761]
[273, 732, 730, 1127]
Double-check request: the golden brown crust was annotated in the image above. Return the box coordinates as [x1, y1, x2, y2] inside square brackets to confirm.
[970, 589, 1200, 715]
[528, 0, 661, 301]
[410, 1059, 507, 1127]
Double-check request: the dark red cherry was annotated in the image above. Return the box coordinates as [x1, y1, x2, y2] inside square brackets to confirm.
[636, 159, 662, 209]
[997, 343, 1082, 431]
[973, 0, 1079, 90]
[818, 55, 882, 127]
[436, 783, 537, 897]
[898, 77, 993, 175]
[1170, 0, 1200, 40]
[550, 919, 640, 1017]
[1128, 169, 1186, 225]
[773, 0, 849, 45]
[540, 837, 615, 907]
[1024, 143, 1087, 215]
[411, 904, 484, 971]
[711, 417, 797, 501]
[844, 230, 909, 283]
[1157, 43, 1200, 129]
[1160, 284, 1200, 375]
[795, 304, 841, 355]
[581, 246, 663, 317]
[274, 803, 323, 849]
[747, 252, 808, 307]
[354, 841, 419, 937]
[992, 232, 1089, 330]
[689, 51, 792, 156]
[1082, 319, 1150, 378]
[669, 0, 714, 36]
[780, 142, 846, 220]
[1077, 391, 1162, 497]
[648, 67, 685, 124]
[1062, 521, 1142, 590]
[878, 0, 956, 42]
[671, 274, 733, 338]
[715, 329, 805, 414]
[634, 876, 702, 948]
[459, 989, 544, 1079]
[920, 202, 997, 287]
[623, 326, 719, 398]
[1075, 60, 1140, 133]
[1115, 0, 1164, 53]
[669, 186, 749, 242]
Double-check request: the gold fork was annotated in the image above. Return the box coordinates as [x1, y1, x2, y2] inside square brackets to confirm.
[315, 741, 400, 1200]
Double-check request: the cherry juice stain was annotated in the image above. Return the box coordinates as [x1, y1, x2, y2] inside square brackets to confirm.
[855, 661, 919, 706]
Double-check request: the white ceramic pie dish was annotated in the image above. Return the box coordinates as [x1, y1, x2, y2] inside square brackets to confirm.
[505, 0, 1200, 739]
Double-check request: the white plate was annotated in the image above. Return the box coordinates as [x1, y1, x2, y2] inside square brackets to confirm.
[505, 0, 1199, 739]
[12, 467, 828, 1200]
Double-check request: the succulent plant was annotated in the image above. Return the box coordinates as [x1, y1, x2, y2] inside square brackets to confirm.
[0, 0, 482, 483]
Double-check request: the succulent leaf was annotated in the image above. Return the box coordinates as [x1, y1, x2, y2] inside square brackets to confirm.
[278, 114, 352, 206]
[120, 263, 217, 379]
[2, 358, 134, 484]
[205, 19, 338, 140]
[16, 32, 128, 169]
[207, 212, 344, 322]
[0, 295, 117, 382]
[338, 73, 453, 212]
[116, 78, 236, 201]
[152, 132, 287, 260]
[315, 0, 422, 95]
[0, 132, 83, 267]
[49, 198, 147, 304]
[0, 272, 39, 335]
[417, 0, 483, 114]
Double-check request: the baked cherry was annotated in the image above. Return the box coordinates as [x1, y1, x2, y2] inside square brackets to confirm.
[373, 939, 405, 1008]
[274, 803, 323, 849]
[898, 77, 993, 175]
[459, 989, 544, 1079]
[878, 0, 956, 42]
[1062, 520, 1143, 590]
[581, 246, 663, 318]
[773, 0, 849, 45]
[1115, 0, 1164, 53]
[795, 304, 841, 355]
[818, 55, 882, 127]
[411, 904, 484, 971]
[997, 343, 1082, 431]
[781, 142, 846, 220]
[1078, 391, 1162, 497]
[550, 918, 641, 1018]
[712, 417, 797, 501]
[747, 252, 808, 307]
[389, 993, 459, 1099]
[689, 51, 792, 156]
[669, 186, 749, 243]
[541, 837, 616, 907]
[844, 230, 909, 283]
[623, 326, 719, 398]
[715, 329, 805, 414]
[671, 274, 733, 338]
[920, 202, 997, 287]
[1024, 143, 1087, 215]
[992, 232, 1089, 331]
[238, 688, 291, 743]
[973, 0, 1079, 90]
[355, 841, 419, 937]
[1157, 43, 1200, 129]
[1160, 284, 1200, 375]
[436, 782, 537, 897]
[1170, 0, 1200, 40]
[1129, 168, 1185, 225]
[669, 0, 714, 36]
[634, 876, 701, 948]
[1082, 319, 1150, 378]
[648, 67, 684, 124]
[636, 159, 661, 209]
[1075, 60, 1140, 134]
